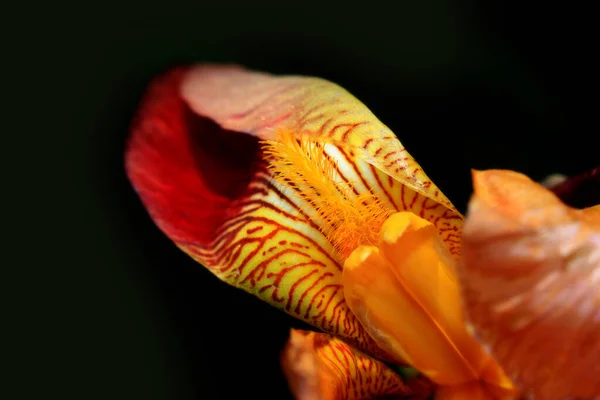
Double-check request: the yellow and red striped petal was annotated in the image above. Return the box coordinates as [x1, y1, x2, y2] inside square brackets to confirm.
[126, 65, 462, 358]
[281, 329, 434, 400]
[342, 212, 516, 398]
[181, 64, 464, 258]
[458, 170, 600, 399]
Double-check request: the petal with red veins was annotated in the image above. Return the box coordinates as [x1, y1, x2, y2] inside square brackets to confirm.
[281, 329, 434, 400]
[125, 65, 462, 359]
[181, 65, 464, 258]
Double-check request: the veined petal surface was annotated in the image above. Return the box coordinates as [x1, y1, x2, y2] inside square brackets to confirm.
[126, 65, 463, 359]
[182, 65, 464, 258]
[281, 329, 433, 400]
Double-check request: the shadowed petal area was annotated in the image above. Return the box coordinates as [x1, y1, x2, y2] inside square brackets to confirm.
[126, 67, 260, 246]
[549, 166, 600, 209]
[342, 212, 515, 398]
[281, 329, 433, 400]
[458, 170, 600, 399]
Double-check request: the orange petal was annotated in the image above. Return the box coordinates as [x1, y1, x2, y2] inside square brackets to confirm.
[342, 212, 512, 393]
[281, 329, 434, 400]
[126, 64, 461, 360]
[581, 204, 600, 228]
[125, 67, 390, 358]
[458, 169, 600, 399]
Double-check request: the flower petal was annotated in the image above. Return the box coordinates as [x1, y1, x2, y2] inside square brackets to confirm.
[181, 64, 464, 258]
[458, 169, 600, 399]
[126, 65, 462, 360]
[126, 67, 388, 358]
[342, 212, 511, 391]
[281, 329, 434, 400]
[582, 204, 600, 227]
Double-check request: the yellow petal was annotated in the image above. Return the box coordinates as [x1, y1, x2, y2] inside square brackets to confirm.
[458, 169, 600, 399]
[343, 212, 514, 395]
[127, 65, 462, 361]
[281, 329, 434, 400]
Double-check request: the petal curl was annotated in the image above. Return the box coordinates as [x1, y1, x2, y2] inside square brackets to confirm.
[126, 65, 462, 360]
[342, 212, 514, 397]
[458, 169, 600, 399]
[181, 64, 464, 258]
[281, 329, 433, 400]
[126, 67, 387, 358]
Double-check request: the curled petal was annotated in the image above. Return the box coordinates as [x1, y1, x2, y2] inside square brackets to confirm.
[126, 65, 461, 360]
[181, 64, 447, 204]
[126, 67, 384, 358]
[342, 212, 514, 397]
[281, 329, 433, 400]
[458, 169, 600, 399]
[181, 64, 464, 258]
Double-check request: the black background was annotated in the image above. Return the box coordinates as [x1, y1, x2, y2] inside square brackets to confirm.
[14, 2, 597, 399]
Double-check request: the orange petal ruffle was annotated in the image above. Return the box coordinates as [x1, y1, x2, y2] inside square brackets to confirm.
[458, 170, 600, 399]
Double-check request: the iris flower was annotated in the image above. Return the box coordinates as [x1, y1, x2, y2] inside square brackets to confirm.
[125, 64, 599, 400]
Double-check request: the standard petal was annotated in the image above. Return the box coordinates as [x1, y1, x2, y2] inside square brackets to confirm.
[458, 169, 600, 399]
[281, 329, 434, 400]
[181, 64, 464, 258]
[342, 212, 512, 389]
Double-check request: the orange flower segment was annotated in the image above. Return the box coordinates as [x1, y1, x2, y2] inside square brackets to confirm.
[126, 64, 514, 398]
[342, 212, 516, 398]
[281, 329, 433, 400]
[457, 170, 600, 400]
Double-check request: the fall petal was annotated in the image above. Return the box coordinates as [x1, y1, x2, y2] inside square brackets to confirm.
[281, 329, 434, 400]
[126, 65, 465, 359]
[342, 212, 507, 387]
[181, 64, 464, 258]
[125, 67, 387, 357]
[458, 169, 600, 399]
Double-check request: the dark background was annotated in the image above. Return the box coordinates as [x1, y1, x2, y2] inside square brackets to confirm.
[16, 2, 597, 399]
